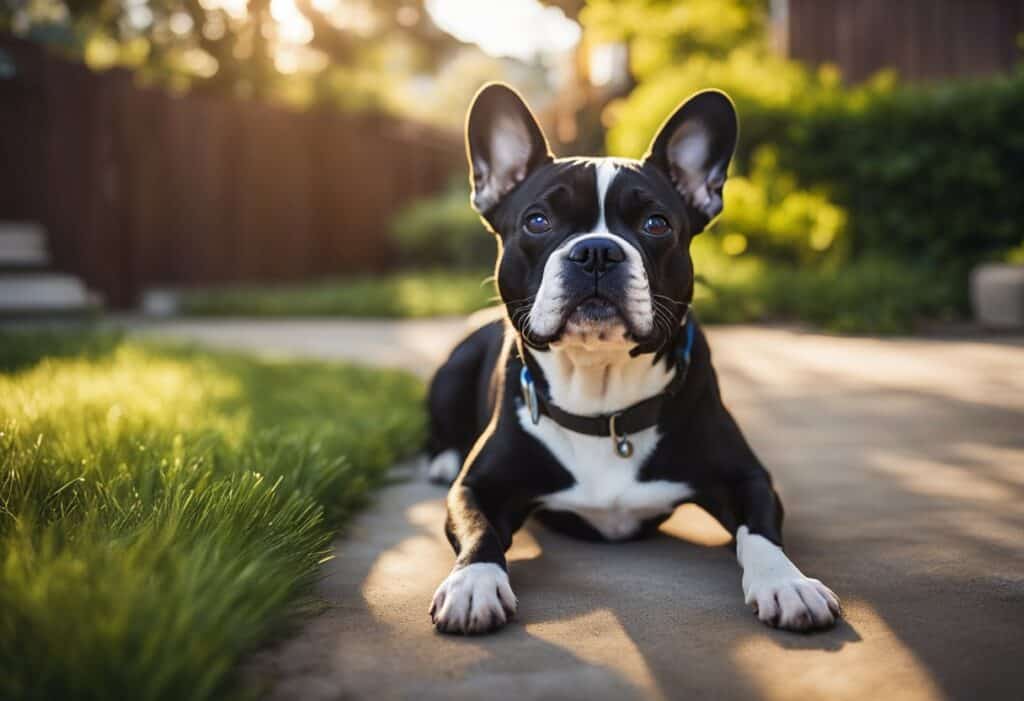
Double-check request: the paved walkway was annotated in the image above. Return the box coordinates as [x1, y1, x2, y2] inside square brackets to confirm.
[125, 315, 477, 378]
[129, 317, 1024, 701]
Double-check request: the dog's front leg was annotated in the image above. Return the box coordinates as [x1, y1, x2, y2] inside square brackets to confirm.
[431, 482, 519, 634]
[730, 477, 842, 631]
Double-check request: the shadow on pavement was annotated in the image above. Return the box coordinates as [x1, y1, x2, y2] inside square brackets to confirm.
[245, 327, 1024, 701]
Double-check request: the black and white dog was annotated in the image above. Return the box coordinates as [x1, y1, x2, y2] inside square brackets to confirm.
[426, 84, 840, 635]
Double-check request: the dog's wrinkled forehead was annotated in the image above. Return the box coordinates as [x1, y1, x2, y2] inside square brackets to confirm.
[467, 83, 737, 239]
[486, 158, 686, 245]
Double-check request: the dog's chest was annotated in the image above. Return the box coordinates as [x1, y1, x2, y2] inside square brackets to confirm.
[518, 406, 694, 540]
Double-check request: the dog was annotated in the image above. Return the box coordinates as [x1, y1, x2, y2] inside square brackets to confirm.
[425, 83, 841, 635]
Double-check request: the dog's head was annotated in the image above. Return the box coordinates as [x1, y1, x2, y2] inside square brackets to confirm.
[466, 83, 737, 356]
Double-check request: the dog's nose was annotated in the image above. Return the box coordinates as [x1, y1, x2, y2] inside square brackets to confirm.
[568, 238, 625, 276]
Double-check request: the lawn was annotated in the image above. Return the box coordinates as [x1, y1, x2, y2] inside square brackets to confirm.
[179, 270, 497, 318]
[0, 331, 425, 701]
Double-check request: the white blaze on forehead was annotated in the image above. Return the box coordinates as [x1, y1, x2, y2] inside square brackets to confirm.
[594, 159, 619, 231]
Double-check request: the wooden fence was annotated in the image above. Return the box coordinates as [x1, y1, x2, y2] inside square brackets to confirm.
[0, 36, 463, 307]
[782, 0, 1024, 83]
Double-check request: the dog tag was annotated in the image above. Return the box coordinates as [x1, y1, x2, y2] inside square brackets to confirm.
[520, 366, 540, 425]
[609, 413, 633, 458]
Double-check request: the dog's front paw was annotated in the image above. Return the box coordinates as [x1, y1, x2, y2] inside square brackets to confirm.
[430, 563, 517, 634]
[744, 575, 841, 631]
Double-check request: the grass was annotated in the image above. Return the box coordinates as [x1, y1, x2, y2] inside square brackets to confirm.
[179, 270, 496, 318]
[0, 331, 425, 701]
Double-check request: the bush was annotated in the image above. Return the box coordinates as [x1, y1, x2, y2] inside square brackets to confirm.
[389, 180, 493, 268]
[692, 241, 959, 333]
[605, 46, 838, 162]
[611, 56, 1024, 271]
[771, 69, 1024, 268]
[714, 145, 848, 265]
[609, 55, 1024, 329]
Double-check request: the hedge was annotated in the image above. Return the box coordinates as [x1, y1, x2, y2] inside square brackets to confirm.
[746, 68, 1024, 269]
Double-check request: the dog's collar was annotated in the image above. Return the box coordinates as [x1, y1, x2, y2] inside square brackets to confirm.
[519, 319, 696, 458]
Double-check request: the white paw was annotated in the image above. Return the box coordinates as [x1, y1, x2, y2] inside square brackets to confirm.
[736, 526, 841, 631]
[427, 449, 461, 485]
[744, 575, 841, 631]
[430, 563, 517, 634]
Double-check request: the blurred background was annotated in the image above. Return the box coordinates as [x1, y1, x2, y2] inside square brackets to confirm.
[3, 5, 1024, 700]
[1, 0, 1023, 329]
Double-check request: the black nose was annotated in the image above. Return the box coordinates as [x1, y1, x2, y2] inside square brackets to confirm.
[568, 238, 625, 275]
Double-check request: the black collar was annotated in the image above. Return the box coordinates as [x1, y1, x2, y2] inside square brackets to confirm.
[519, 319, 696, 458]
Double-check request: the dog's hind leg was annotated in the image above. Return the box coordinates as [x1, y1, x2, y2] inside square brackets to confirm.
[426, 321, 502, 484]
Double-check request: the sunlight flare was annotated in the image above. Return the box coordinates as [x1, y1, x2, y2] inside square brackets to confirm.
[426, 0, 580, 61]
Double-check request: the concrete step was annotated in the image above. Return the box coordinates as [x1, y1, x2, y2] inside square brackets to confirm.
[0, 272, 101, 315]
[0, 221, 50, 268]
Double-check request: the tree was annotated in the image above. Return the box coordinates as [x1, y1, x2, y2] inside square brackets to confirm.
[3, 0, 467, 103]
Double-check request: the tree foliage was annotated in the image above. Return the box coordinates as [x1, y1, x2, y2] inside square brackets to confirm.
[3, 0, 463, 104]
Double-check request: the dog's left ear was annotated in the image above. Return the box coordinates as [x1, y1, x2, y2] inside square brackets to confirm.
[643, 90, 738, 233]
[466, 83, 553, 213]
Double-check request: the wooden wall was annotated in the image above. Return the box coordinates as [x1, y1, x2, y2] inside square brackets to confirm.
[0, 36, 463, 307]
[782, 0, 1024, 83]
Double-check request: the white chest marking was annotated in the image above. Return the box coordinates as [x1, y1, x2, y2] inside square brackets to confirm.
[518, 405, 693, 541]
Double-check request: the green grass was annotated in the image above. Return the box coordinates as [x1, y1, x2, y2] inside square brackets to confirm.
[179, 270, 496, 318]
[0, 331, 425, 700]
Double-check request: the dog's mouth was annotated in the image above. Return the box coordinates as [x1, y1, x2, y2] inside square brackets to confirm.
[548, 295, 640, 346]
[516, 282, 661, 348]
[565, 296, 621, 328]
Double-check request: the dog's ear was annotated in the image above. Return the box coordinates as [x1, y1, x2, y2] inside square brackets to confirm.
[466, 83, 553, 213]
[643, 90, 738, 233]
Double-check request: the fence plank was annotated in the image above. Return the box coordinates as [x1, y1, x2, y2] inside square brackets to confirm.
[786, 0, 1024, 83]
[0, 36, 462, 306]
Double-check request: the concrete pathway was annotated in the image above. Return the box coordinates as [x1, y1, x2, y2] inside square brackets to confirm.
[125, 316, 475, 378]
[129, 317, 1024, 701]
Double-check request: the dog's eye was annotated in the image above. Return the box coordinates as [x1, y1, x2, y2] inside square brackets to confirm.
[524, 213, 552, 234]
[642, 215, 672, 236]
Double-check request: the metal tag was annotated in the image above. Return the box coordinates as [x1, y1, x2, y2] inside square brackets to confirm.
[609, 413, 633, 458]
[520, 366, 540, 425]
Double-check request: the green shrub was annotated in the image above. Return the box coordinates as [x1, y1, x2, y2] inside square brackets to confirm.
[693, 242, 959, 333]
[611, 56, 1024, 272]
[605, 46, 839, 162]
[714, 145, 848, 265]
[390, 181, 493, 268]
[771, 69, 1024, 268]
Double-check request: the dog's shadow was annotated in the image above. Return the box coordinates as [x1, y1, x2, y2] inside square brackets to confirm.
[287, 471, 862, 700]
[505, 504, 861, 675]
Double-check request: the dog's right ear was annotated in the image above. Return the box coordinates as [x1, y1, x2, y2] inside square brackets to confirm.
[466, 83, 553, 213]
